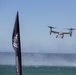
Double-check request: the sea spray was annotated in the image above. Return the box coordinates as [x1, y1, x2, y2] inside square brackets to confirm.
[0, 52, 76, 67]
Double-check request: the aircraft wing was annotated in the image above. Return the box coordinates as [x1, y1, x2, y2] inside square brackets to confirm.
[51, 31, 59, 34]
[62, 32, 70, 34]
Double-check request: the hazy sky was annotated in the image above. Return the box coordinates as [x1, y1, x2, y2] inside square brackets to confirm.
[0, 0, 76, 53]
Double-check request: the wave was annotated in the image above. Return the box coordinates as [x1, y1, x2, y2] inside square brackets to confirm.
[0, 52, 76, 67]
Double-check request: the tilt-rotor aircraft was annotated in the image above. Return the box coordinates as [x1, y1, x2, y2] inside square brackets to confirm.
[47, 26, 76, 39]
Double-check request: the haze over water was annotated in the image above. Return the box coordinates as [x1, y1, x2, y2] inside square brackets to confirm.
[0, 52, 76, 67]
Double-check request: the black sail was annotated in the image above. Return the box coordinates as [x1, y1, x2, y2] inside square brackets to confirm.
[12, 11, 22, 75]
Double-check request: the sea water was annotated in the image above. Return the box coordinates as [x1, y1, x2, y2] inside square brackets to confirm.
[0, 52, 76, 75]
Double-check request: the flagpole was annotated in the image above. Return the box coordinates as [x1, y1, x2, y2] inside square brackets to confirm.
[12, 11, 22, 75]
[15, 50, 22, 75]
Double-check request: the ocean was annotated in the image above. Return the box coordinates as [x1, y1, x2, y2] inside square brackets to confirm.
[0, 52, 76, 75]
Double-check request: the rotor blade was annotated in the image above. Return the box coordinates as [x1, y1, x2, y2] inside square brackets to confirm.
[65, 28, 76, 30]
[47, 26, 57, 29]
